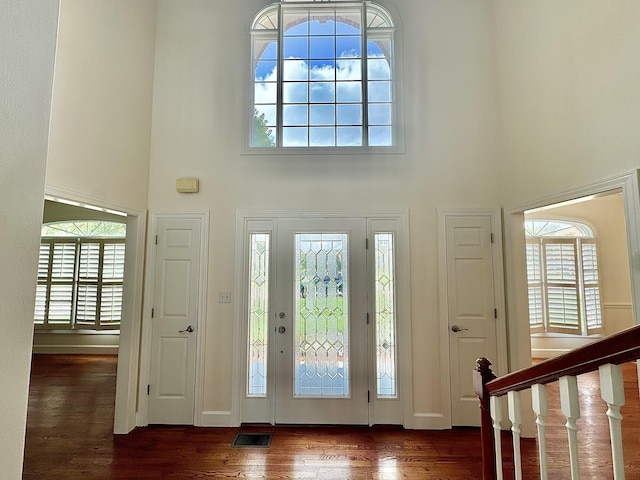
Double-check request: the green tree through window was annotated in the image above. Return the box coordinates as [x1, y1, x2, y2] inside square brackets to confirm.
[253, 109, 276, 147]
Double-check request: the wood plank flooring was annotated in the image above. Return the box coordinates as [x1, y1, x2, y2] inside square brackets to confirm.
[23, 355, 640, 479]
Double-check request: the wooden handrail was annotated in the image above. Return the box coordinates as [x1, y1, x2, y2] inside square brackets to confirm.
[475, 324, 640, 480]
[486, 324, 640, 398]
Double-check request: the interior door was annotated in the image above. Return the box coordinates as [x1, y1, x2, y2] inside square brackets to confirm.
[274, 218, 369, 424]
[148, 217, 202, 425]
[445, 214, 498, 426]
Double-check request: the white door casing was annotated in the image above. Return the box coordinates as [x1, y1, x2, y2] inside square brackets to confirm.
[440, 211, 504, 427]
[234, 211, 412, 428]
[146, 215, 206, 425]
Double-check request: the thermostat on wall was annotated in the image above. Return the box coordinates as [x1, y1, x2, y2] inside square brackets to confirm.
[176, 177, 199, 193]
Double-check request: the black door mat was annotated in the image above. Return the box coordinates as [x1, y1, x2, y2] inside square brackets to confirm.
[232, 433, 272, 448]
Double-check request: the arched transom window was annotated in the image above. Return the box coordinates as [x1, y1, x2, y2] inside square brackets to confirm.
[250, 0, 398, 150]
[525, 219, 602, 336]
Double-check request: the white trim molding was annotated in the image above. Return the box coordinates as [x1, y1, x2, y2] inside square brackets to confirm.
[437, 208, 507, 428]
[232, 210, 413, 428]
[504, 170, 640, 375]
[199, 411, 235, 427]
[43, 185, 146, 435]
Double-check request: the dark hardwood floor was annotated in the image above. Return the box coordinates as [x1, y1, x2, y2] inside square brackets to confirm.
[23, 355, 640, 479]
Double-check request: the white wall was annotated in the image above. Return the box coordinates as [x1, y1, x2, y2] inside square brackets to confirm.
[46, 0, 157, 212]
[493, 1, 640, 206]
[493, 1, 640, 370]
[148, 0, 500, 424]
[0, 1, 59, 477]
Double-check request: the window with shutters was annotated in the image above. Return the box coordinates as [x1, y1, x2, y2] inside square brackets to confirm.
[35, 221, 126, 331]
[525, 220, 603, 336]
[249, 0, 400, 152]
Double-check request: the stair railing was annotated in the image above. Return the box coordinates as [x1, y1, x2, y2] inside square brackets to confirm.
[475, 324, 640, 480]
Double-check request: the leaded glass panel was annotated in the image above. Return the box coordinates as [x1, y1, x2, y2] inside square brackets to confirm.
[294, 233, 349, 397]
[374, 233, 397, 397]
[248, 233, 270, 397]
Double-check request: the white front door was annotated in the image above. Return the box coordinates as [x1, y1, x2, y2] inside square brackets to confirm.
[274, 218, 369, 424]
[445, 214, 498, 426]
[148, 217, 202, 425]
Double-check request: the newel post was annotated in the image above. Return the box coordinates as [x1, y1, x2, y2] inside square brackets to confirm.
[474, 357, 497, 480]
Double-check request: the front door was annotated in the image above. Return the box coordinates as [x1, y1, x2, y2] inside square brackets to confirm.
[444, 214, 498, 426]
[148, 217, 202, 425]
[274, 218, 369, 424]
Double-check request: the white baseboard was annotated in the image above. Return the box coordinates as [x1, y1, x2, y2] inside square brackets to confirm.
[198, 410, 236, 427]
[32, 345, 119, 355]
[531, 348, 570, 359]
[406, 412, 449, 430]
[196, 410, 450, 429]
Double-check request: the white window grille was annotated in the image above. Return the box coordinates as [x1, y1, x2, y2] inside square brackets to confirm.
[249, 0, 399, 151]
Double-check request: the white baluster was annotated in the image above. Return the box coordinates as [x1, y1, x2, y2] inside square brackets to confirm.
[490, 395, 504, 480]
[531, 383, 548, 480]
[560, 375, 581, 480]
[599, 363, 626, 480]
[508, 390, 522, 480]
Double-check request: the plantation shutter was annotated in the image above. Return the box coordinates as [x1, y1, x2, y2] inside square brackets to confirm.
[34, 243, 51, 325]
[47, 241, 78, 327]
[526, 240, 544, 333]
[581, 239, 603, 334]
[76, 242, 100, 328]
[34, 238, 124, 330]
[543, 239, 581, 334]
[99, 242, 125, 329]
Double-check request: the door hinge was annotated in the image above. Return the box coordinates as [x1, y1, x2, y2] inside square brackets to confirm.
[366, 238, 369, 250]
[147, 384, 150, 395]
[494, 308, 498, 319]
[366, 312, 370, 325]
[368, 390, 370, 403]
[151, 308, 155, 318]
[490, 233, 495, 244]
[155, 234, 158, 245]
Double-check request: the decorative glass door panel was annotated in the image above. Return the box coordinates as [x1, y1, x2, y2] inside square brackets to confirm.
[295, 233, 349, 397]
[275, 218, 368, 424]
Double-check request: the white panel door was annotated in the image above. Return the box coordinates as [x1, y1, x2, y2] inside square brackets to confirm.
[148, 217, 202, 425]
[274, 218, 369, 424]
[445, 215, 498, 426]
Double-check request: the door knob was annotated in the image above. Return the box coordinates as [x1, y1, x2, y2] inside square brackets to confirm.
[278, 325, 286, 334]
[179, 325, 195, 333]
[451, 325, 468, 333]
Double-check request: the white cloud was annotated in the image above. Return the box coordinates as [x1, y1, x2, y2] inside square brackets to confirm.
[254, 55, 392, 146]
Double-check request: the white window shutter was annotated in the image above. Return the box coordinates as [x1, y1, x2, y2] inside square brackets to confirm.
[581, 240, 603, 334]
[544, 240, 580, 334]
